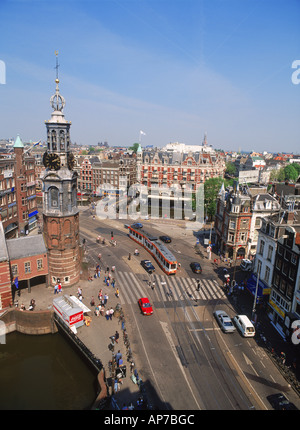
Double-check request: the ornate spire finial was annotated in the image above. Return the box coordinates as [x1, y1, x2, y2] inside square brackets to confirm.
[50, 50, 65, 112]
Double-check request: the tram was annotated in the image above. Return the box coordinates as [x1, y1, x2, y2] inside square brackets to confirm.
[128, 225, 177, 275]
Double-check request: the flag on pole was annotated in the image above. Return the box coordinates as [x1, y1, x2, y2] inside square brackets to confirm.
[13, 277, 19, 289]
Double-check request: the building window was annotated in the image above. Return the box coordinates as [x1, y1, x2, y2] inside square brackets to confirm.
[267, 245, 273, 261]
[228, 232, 235, 242]
[11, 264, 18, 277]
[259, 240, 265, 255]
[264, 266, 270, 284]
[275, 257, 282, 270]
[257, 259, 262, 276]
[37, 259, 43, 271]
[273, 273, 280, 288]
[24, 262, 31, 274]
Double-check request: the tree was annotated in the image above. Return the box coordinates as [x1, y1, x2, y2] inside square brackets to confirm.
[204, 177, 225, 220]
[128, 143, 140, 153]
[284, 164, 298, 182]
[225, 162, 237, 177]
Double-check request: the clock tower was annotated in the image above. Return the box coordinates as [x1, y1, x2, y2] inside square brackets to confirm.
[42, 55, 80, 287]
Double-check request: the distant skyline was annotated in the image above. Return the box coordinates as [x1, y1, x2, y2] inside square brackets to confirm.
[0, 0, 299, 153]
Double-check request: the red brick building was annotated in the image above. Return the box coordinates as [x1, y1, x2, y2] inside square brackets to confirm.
[0, 135, 38, 238]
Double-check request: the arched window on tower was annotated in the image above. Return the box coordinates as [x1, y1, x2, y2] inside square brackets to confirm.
[72, 185, 77, 207]
[49, 186, 59, 208]
[51, 130, 57, 151]
[59, 130, 65, 151]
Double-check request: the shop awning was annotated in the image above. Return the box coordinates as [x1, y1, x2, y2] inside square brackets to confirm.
[70, 296, 91, 313]
[246, 274, 271, 303]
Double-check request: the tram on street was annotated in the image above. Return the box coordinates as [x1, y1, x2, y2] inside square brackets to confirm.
[128, 225, 177, 275]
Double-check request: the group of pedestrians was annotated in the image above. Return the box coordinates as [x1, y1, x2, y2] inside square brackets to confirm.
[54, 279, 62, 294]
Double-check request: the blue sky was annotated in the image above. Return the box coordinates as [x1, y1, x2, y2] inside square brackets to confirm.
[0, 0, 299, 153]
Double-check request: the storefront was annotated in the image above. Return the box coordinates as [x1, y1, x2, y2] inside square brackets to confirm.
[246, 274, 271, 305]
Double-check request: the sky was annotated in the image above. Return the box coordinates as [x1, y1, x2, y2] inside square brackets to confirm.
[0, 0, 299, 153]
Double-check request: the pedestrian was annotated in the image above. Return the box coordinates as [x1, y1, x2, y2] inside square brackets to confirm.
[105, 309, 110, 321]
[98, 289, 103, 301]
[106, 278, 110, 287]
[115, 350, 122, 366]
[90, 296, 95, 306]
[280, 352, 286, 365]
[77, 287, 82, 297]
[109, 307, 114, 320]
[104, 275, 107, 284]
[196, 280, 200, 292]
[54, 284, 59, 294]
[112, 278, 115, 288]
[58, 282, 62, 293]
[115, 330, 119, 343]
[106, 266, 109, 274]
[116, 288, 119, 298]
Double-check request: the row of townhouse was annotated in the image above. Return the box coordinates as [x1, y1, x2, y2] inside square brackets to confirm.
[78, 155, 137, 195]
[0, 136, 38, 238]
[138, 145, 226, 191]
[252, 184, 300, 340]
[215, 176, 300, 341]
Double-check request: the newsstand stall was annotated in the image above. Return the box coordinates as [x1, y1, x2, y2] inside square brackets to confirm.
[53, 295, 84, 331]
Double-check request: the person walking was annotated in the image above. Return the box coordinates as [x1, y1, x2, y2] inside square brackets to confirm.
[115, 350, 122, 366]
[116, 288, 119, 298]
[109, 307, 114, 320]
[54, 284, 59, 294]
[105, 309, 110, 321]
[114, 331, 119, 343]
[104, 293, 108, 305]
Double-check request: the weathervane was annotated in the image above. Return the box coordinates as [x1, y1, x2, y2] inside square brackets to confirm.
[54, 50, 59, 81]
[50, 50, 65, 112]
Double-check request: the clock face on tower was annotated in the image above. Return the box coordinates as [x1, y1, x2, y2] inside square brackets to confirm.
[43, 151, 61, 170]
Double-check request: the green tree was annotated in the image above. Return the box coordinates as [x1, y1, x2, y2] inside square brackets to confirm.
[204, 177, 225, 220]
[284, 164, 298, 182]
[128, 143, 140, 153]
[225, 162, 237, 177]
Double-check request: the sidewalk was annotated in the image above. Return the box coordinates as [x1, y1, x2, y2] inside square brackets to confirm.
[16, 273, 146, 410]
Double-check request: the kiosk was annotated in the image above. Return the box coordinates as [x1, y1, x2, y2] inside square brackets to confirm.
[53, 295, 85, 330]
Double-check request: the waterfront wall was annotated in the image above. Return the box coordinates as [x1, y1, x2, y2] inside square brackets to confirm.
[0, 308, 58, 335]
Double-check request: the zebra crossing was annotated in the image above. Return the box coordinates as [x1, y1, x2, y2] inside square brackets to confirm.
[114, 271, 225, 306]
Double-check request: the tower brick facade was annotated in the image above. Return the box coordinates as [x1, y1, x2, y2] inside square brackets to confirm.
[41, 69, 80, 287]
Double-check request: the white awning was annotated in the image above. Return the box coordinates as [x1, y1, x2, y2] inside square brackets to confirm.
[70, 296, 91, 313]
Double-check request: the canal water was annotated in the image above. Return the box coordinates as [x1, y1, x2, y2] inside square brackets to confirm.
[0, 331, 98, 410]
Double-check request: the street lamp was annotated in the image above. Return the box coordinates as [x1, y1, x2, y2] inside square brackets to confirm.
[251, 263, 261, 323]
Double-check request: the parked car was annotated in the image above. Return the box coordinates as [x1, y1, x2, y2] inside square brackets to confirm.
[213, 310, 236, 333]
[190, 262, 202, 274]
[141, 260, 155, 274]
[138, 297, 153, 316]
[267, 393, 298, 410]
[159, 235, 171, 243]
[131, 223, 143, 229]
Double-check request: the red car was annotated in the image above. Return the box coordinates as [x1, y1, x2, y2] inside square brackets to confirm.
[138, 298, 153, 316]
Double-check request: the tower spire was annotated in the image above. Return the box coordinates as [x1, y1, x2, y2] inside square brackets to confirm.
[54, 50, 59, 81]
[50, 51, 65, 112]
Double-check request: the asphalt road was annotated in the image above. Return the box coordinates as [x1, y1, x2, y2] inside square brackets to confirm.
[79, 207, 300, 410]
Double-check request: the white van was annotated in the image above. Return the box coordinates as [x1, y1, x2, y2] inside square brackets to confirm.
[240, 259, 253, 271]
[233, 315, 255, 337]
